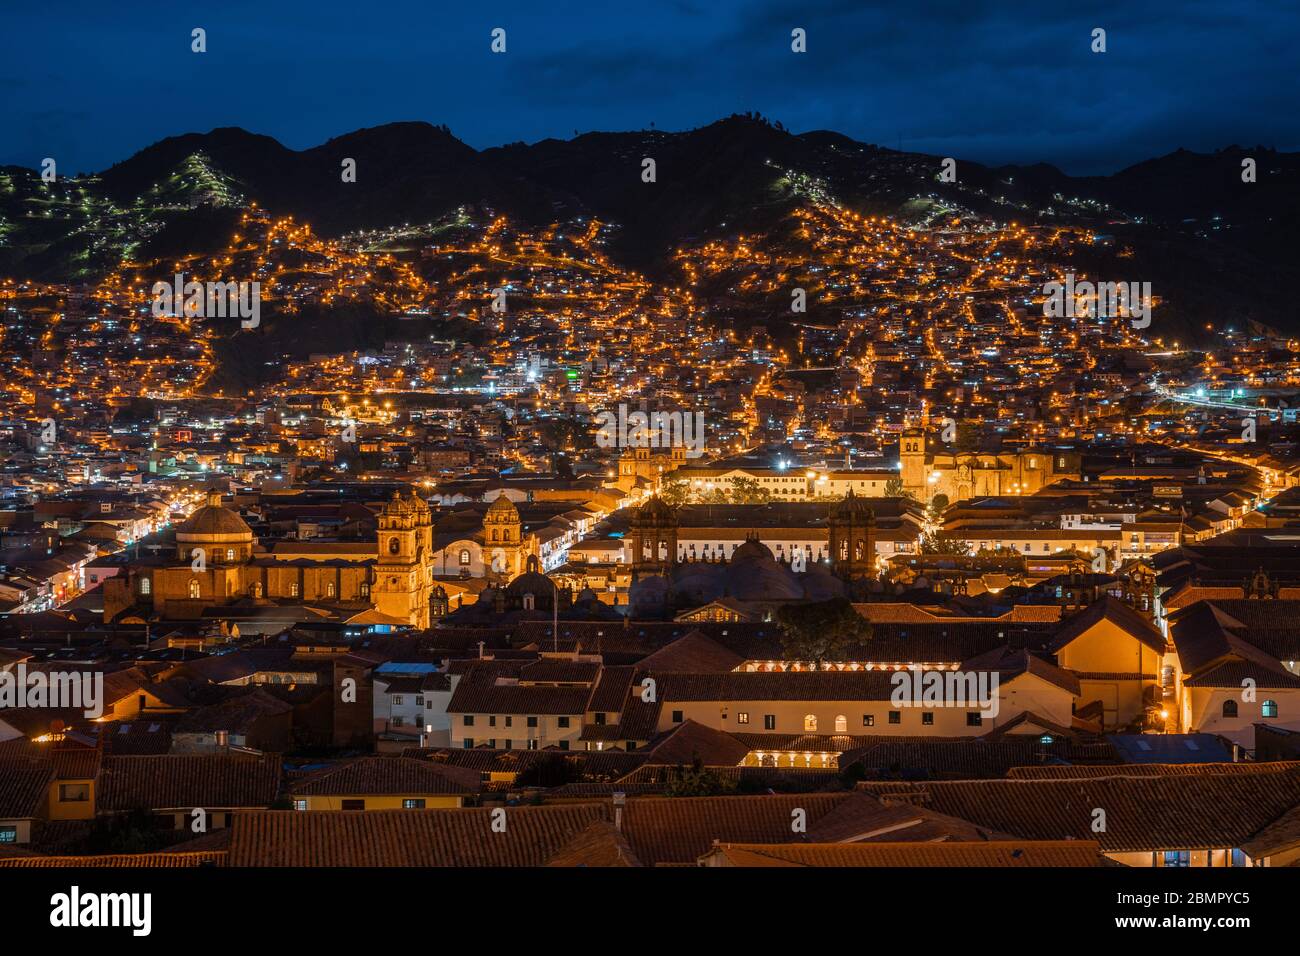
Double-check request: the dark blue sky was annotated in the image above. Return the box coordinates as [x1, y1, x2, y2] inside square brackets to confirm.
[3, 0, 1296, 176]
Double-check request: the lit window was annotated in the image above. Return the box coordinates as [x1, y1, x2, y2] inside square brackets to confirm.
[1263, 700, 1279, 718]
[139, 577, 151, 596]
[804, 714, 818, 732]
[188, 579, 200, 599]
[834, 714, 847, 733]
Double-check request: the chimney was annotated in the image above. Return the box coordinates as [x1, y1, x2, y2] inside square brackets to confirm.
[612, 791, 626, 831]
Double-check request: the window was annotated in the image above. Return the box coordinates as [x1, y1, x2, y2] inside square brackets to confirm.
[0, 827, 15, 844]
[803, 714, 817, 732]
[289, 582, 299, 597]
[226, 548, 236, 562]
[139, 577, 151, 596]
[504, 716, 512, 728]
[888, 711, 901, 724]
[392, 716, 404, 727]
[527, 739, 538, 750]
[59, 783, 89, 803]
[527, 716, 538, 728]
[922, 712, 934, 726]
[392, 695, 404, 706]
[862, 714, 875, 727]
[834, 714, 847, 733]
[503, 739, 512, 750]
[415, 696, 424, 707]
[341, 799, 365, 810]
[1222, 700, 1238, 718]
[967, 712, 983, 727]
[403, 799, 425, 809]
[763, 715, 776, 730]
[1263, 700, 1279, 718]
[463, 715, 474, 726]
[559, 740, 570, 751]
[1163, 851, 1191, 868]
[594, 712, 606, 725]
[293, 800, 308, 811]
[360, 583, 370, 598]
[327, 582, 336, 597]
[463, 738, 474, 749]
[488, 716, 496, 727]
[188, 579, 201, 599]
[671, 710, 684, 724]
[459, 549, 471, 565]
[737, 712, 750, 725]
[558, 716, 570, 728]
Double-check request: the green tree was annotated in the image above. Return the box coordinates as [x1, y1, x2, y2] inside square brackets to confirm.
[659, 478, 691, 508]
[884, 477, 916, 500]
[664, 755, 738, 797]
[775, 596, 871, 666]
[919, 533, 971, 556]
[728, 476, 773, 504]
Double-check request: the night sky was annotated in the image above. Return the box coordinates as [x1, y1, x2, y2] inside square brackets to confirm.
[3, 0, 1296, 177]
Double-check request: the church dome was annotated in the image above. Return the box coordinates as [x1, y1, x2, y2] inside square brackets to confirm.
[831, 489, 876, 522]
[486, 492, 519, 520]
[636, 495, 675, 523]
[177, 492, 253, 538]
[730, 538, 775, 564]
[506, 570, 552, 598]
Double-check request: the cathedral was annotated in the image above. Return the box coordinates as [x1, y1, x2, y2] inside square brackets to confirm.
[104, 490, 450, 628]
[899, 427, 1082, 502]
[625, 491, 879, 616]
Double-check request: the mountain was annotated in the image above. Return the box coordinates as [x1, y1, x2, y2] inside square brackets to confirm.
[2, 116, 1297, 335]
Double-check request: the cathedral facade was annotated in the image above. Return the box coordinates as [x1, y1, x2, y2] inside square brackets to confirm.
[104, 490, 441, 628]
[899, 428, 1082, 502]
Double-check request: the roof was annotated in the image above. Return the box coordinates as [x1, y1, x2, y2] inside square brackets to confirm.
[226, 805, 608, 866]
[857, 763, 1300, 853]
[0, 852, 224, 868]
[619, 793, 851, 865]
[1107, 733, 1235, 764]
[640, 720, 750, 768]
[639, 631, 746, 673]
[98, 754, 282, 811]
[1047, 596, 1167, 655]
[289, 757, 479, 796]
[704, 840, 1104, 867]
[545, 820, 642, 867]
[0, 761, 55, 818]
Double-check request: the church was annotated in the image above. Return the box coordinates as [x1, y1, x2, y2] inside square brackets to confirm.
[102, 490, 537, 629]
[625, 491, 880, 617]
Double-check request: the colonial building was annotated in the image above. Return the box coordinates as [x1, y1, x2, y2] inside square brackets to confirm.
[900, 428, 1081, 502]
[103, 490, 440, 627]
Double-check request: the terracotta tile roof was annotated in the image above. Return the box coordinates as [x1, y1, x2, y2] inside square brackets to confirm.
[545, 820, 642, 867]
[0, 761, 54, 818]
[843, 738, 1117, 779]
[289, 757, 479, 796]
[98, 754, 282, 811]
[619, 793, 852, 865]
[858, 763, 1300, 852]
[226, 805, 609, 866]
[639, 631, 746, 673]
[704, 840, 1104, 867]
[447, 663, 592, 715]
[1048, 596, 1167, 655]
[584, 665, 637, 713]
[639, 721, 750, 767]
[0, 851, 224, 868]
[1007, 761, 1300, 780]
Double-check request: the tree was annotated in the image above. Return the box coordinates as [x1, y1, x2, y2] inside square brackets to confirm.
[728, 476, 772, 504]
[664, 755, 738, 797]
[930, 493, 950, 512]
[775, 597, 871, 666]
[884, 477, 916, 500]
[919, 533, 971, 556]
[659, 478, 691, 508]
